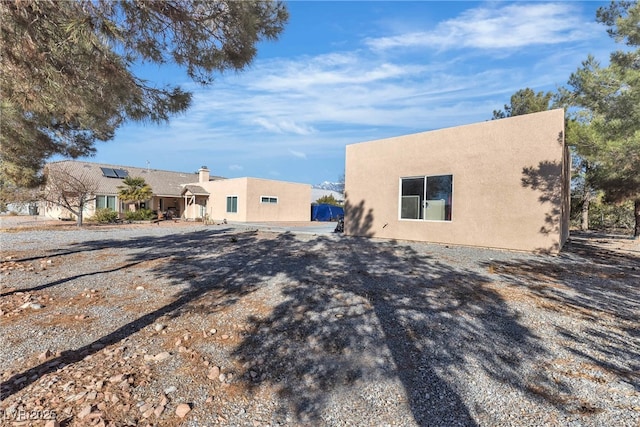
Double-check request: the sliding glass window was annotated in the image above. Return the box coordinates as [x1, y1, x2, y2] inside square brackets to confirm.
[400, 175, 452, 221]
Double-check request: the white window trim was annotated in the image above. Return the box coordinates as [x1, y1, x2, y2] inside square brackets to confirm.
[260, 195, 278, 204]
[398, 175, 454, 222]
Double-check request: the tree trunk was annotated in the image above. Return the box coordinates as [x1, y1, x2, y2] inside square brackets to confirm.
[580, 193, 590, 231]
[76, 204, 84, 227]
[634, 199, 640, 238]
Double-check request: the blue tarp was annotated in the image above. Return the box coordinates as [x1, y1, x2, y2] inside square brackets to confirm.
[311, 204, 344, 221]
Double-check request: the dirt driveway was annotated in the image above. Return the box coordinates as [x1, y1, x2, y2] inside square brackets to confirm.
[0, 223, 638, 426]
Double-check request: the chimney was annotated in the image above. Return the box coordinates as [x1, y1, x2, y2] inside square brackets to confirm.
[198, 166, 210, 183]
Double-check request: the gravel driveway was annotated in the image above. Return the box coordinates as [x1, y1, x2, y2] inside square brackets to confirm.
[0, 221, 638, 426]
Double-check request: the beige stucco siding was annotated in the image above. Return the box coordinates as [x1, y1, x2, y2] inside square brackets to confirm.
[195, 178, 311, 223]
[345, 109, 568, 252]
[243, 178, 311, 222]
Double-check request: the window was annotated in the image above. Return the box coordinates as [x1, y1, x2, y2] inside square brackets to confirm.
[96, 195, 116, 211]
[226, 196, 238, 213]
[400, 175, 452, 221]
[260, 196, 278, 204]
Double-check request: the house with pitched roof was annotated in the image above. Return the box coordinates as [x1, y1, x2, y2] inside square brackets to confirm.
[42, 160, 311, 223]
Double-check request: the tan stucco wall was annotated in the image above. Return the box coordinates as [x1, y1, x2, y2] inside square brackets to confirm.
[193, 178, 311, 222]
[182, 194, 208, 219]
[344, 109, 569, 253]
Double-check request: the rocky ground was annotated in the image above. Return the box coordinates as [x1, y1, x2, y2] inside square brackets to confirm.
[0, 218, 638, 426]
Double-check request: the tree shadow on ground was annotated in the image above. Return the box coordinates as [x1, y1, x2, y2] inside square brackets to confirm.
[480, 231, 640, 393]
[231, 235, 550, 425]
[3, 229, 563, 425]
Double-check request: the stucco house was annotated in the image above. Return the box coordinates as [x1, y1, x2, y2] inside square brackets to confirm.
[344, 109, 570, 253]
[43, 161, 311, 223]
[182, 167, 311, 222]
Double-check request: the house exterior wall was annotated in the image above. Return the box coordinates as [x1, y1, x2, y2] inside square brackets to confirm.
[194, 178, 311, 222]
[344, 109, 569, 253]
[41, 195, 115, 220]
[244, 178, 311, 222]
[183, 195, 208, 219]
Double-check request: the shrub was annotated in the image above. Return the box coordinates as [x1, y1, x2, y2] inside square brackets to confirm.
[315, 194, 342, 206]
[91, 208, 119, 223]
[124, 208, 155, 221]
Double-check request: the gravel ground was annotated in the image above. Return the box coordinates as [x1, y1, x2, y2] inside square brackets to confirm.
[0, 219, 638, 426]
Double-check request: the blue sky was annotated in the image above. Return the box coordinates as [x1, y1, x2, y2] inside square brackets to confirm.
[78, 1, 619, 185]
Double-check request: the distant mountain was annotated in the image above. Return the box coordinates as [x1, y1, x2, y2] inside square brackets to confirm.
[313, 181, 344, 193]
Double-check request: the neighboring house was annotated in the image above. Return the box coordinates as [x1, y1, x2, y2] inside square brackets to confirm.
[43, 161, 311, 223]
[344, 109, 570, 253]
[42, 161, 223, 220]
[182, 168, 311, 222]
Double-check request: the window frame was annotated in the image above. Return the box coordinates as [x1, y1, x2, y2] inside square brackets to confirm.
[226, 195, 238, 213]
[398, 174, 453, 222]
[96, 195, 117, 211]
[260, 196, 278, 204]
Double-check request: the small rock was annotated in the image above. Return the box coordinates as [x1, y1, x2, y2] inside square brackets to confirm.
[154, 352, 171, 362]
[78, 404, 92, 419]
[175, 403, 191, 418]
[218, 373, 226, 383]
[135, 286, 145, 291]
[38, 349, 53, 361]
[108, 374, 126, 383]
[29, 303, 44, 310]
[207, 366, 220, 380]
[164, 386, 177, 394]
[139, 403, 152, 413]
[154, 405, 165, 417]
[221, 334, 230, 340]
[154, 323, 166, 332]
[209, 328, 217, 335]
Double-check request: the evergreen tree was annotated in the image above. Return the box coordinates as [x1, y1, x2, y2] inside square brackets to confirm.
[492, 88, 553, 120]
[1, 0, 288, 188]
[558, 1, 640, 237]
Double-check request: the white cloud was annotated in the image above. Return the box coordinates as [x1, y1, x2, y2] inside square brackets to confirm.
[289, 150, 307, 159]
[252, 117, 316, 135]
[102, 1, 612, 184]
[365, 3, 599, 51]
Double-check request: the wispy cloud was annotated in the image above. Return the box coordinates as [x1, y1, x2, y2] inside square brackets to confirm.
[99, 1, 613, 184]
[365, 3, 599, 51]
[289, 149, 307, 159]
[252, 117, 316, 135]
